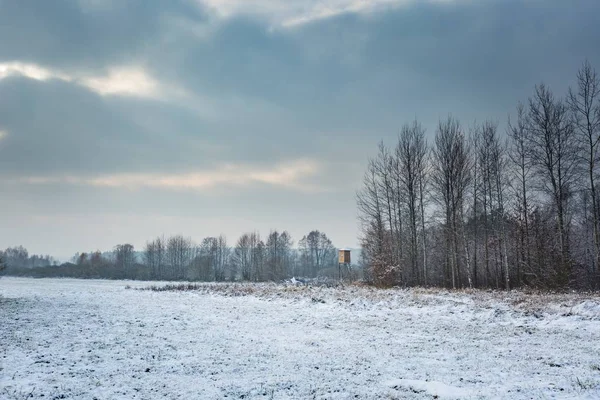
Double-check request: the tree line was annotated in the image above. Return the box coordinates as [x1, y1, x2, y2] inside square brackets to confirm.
[0, 246, 56, 269]
[357, 60, 600, 290]
[1, 230, 346, 281]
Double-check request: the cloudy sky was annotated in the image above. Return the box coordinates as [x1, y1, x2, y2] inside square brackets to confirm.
[1, 0, 599, 259]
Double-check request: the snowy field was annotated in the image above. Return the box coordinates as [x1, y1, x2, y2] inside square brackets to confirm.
[1, 278, 600, 399]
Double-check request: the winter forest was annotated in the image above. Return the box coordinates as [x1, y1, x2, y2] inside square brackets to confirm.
[0, 230, 342, 282]
[358, 60, 600, 290]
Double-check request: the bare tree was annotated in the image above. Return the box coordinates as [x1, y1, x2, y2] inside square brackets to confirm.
[265, 231, 293, 281]
[417, 135, 430, 285]
[508, 103, 534, 285]
[357, 158, 398, 286]
[483, 121, 510, 290]
[528, 83, 579, 285]
[216, 234, 230, 281]
[233, 233, 253, 281]
[432, 116, 472, 288]
[568, 60, 600, 284]
[167, 235, 193, 280]
[390, 148, 406, 270]
[477, 121, 496, 286]
[4, 246, 29, 268]
[144, 236, 167, 280]
[468, 124, 481, 287]
[375, 142, 399, 269]
[298, 230, 336, 277]
[250, 233, 265, 281]
[195, 236, 229, 281]
[114, 244, 136, 278]
[198, 237, 217, 281]
[357, 159, 384, 256]
[397, 120, 428, 285]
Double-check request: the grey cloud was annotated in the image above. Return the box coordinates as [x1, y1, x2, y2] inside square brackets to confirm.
[0, 0, 207, 72]
[2, 0, 600, 256]
[2, 0, 600, 179]
[0, 76, 225, 175]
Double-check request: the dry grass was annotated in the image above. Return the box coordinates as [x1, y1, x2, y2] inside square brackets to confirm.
[140, 281, 600, 318]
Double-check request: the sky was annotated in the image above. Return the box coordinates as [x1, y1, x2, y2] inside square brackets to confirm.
[1, 0, 599, 260]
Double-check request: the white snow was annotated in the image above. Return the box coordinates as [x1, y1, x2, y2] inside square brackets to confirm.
[569, 300, 600, 319]
[384, 379, 472, 399]
[1, 277, 600, 399]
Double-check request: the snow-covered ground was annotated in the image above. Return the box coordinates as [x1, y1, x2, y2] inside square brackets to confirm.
[1, 278, 599, 399]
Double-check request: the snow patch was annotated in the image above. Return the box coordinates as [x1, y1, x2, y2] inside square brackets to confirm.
[569, 300, 600, 319]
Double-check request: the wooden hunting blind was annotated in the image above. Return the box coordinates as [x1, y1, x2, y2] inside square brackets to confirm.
[338, 249, 351, 264]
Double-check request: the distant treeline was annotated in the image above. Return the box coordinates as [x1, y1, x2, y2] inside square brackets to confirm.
[1, 230, 360, 282]
[358, 60, 600, 290]
[0, 246, 57, 270]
